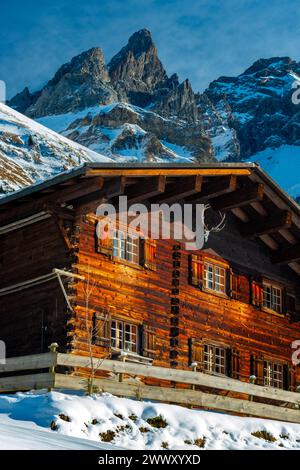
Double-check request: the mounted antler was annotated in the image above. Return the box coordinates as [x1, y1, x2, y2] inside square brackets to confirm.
[202, 204, 226, 242]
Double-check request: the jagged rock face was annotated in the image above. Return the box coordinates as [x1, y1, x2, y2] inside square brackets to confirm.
[25, 48, 118, 117]
[62, 103, 213, 162]
[205, 57, 300, 158]
[152, 79, 199, 123]
[108, 29, 169, 106]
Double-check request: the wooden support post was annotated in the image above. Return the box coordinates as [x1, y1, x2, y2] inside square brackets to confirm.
[119, 353, 127, 383]
[249, 375, 256, 402]
[48, 343, 58, 392]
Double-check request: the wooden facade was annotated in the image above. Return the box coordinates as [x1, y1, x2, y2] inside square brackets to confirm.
[0, 163, 300, 393]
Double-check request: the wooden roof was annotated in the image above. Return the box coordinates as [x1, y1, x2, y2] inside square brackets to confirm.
[1, 162, 300, 276]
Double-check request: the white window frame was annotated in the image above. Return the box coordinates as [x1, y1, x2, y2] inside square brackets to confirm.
[263, 283, 282, 314]
[263, 360, 284, 389]
[113, 230, 139, 264]
[111, 319, 138, 353]
[203, 344, 227, 376]
[204, 262, 226, 294]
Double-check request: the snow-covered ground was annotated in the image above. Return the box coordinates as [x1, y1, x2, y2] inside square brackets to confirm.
[1, 390, 300, 450]
[247, 145, 300, 198]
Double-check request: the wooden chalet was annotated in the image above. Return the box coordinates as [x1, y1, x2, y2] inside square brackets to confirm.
[1, 162, 300, 394]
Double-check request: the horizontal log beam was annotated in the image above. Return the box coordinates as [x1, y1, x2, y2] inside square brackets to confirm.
[76, 177, 127, 214]
[198, 175, 237, 201]
[54, 374, 300, 424]
[85, 168, 252, 177]
[126, 176, 166, 203]
[57, 353, 300, 405]
[210, 183, 264, 211]
[271, 242, 300, 264]
[241, 210, 292, 238]
[151, 175, 202, 203]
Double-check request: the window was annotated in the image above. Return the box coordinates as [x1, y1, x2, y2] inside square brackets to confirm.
[113, 230, 139, 264]
[203, 344, 226, 375]
[111, 319, 138, 353]
[263, 361, 283, 389]
[263, 283, 282, 313]
[204, 262, 226, 294]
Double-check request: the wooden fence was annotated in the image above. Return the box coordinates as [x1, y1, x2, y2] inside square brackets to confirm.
[0, 345, 300, 424]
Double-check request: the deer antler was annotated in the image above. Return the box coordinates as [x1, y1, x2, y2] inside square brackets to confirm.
[202, 204, 226, 242]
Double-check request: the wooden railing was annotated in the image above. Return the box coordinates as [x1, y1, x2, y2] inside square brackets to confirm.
[0, 345, 300, 424]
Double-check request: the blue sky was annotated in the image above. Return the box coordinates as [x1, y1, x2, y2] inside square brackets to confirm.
[1, 0, 300, 98]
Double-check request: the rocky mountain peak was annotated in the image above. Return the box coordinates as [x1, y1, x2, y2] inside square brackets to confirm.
[24, 47, 117, 117]
[108, 29, 168, 104]
[48, 47, 110, 87]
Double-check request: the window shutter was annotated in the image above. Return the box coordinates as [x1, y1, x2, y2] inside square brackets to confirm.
[96, 222, 113, 257]
[142, 239, 157, 271]
[229, 349, 241, 380]
[251, 354, 264, 385]
[289, 365, 297, 392]
[189, 255, 204, 288]
[188, 338, 204, 371]
[286, 293, 296, 315]
[93, 311, 111, 348]
[282, 364, 297, 391]
[283, 364, 290, 391]
[141, 324, 156, 358]
[251, 280, 263, 309]
[229, 270, 242, 300]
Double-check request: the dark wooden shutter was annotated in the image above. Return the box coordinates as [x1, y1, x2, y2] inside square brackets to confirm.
[141, 239, 157, 271]
[251, 280, 263, 309]
[141, 324, 156, 358]
[229, 270, 242, 300]
[188, 338, 204, 371]
[228, 349, 240, 380]
[189, 255, 204, 288]
[93, 311, 111, 348]
[286, 294, 296, 315]
[96, 222, 113, 257]
[283, 364, 297, 391]
[289, 365, 297, 392]
[251, 354, 264, 385]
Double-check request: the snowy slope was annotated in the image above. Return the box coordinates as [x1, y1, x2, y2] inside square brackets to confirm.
[37, 102, 195, 163]
[1, 391, 300, 450]
[246, 145, 300, 198]
[0, 103, 112, 196]
[0, 415, 123, 450]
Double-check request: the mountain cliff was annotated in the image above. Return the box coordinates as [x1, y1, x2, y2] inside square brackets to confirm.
[5, 29, 300, 198]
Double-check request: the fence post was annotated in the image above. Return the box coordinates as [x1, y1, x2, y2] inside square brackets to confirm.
[119, 352, 127, 383]
[249, 375, 256, 401]
[48, 343, 58, 392]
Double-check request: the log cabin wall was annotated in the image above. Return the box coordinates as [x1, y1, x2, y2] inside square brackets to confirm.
[0, 163, 300, 392]
[0, 217, 71, 357]
[70, 209, 300, 389]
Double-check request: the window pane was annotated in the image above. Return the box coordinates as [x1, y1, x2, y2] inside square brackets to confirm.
[204, 263, 214, 290]
[126, 235, 139, 264]
[263, 284, 282, 313]
[111, 320, 123, 349]
[203, 344, 226, 375]
[263, 361, 283, 389]
[204, 263, 226, 294]
[113, 230, 126, 259]
[111, 320, 138, 353]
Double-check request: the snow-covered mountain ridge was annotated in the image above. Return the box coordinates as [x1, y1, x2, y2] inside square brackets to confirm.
[2, 29, 300, 199]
